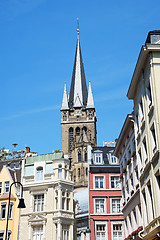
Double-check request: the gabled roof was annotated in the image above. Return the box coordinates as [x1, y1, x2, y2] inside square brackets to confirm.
[68, 38, 88, 109]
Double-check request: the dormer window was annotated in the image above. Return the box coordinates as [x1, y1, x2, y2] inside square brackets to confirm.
[36, 167, 43, 181]
[94, 151, 103, 164]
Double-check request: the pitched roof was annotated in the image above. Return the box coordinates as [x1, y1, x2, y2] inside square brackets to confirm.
[68, 38, 88, 109]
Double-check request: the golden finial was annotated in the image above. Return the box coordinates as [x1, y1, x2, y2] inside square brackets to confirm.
[77, 17, 80, 38]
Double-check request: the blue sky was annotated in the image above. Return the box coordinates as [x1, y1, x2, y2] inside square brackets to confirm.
[1, 0, 160, 154]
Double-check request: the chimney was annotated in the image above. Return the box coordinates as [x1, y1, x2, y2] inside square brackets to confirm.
[25, 146, 30, 153]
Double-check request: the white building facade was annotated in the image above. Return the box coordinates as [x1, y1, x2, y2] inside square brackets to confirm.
[127, 31, 160, 239]
[19, 152, 75, 240]
[114, 114, 142, 240]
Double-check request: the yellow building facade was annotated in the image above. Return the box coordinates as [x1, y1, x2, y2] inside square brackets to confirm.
[0, 165, 21, 240]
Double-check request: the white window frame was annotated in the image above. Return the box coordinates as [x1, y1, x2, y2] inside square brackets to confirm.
[94, 175, 105, 189]
[111, 221, 123, 240]
[0, 231, 4, 240]
[62, 224, 69, 240]
[36, 167, 43, 181]
[95, 221, 107, 240]
[94, 151, 103, 164]
[4, 181, 9, 193]
[94, 198, 106, 214]
[1, 203, 7, 219]
[150, 122, 157, 155]
[33, 194, 44, 212]
[111, 198, 121, 213]
[32, 225, 43, 240]
[110, 175, 120, 189]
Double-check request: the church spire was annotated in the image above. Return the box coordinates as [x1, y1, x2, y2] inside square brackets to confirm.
[68, 19, 88, 109]
[61, 82, 69, 110]
[87, 80, 95, 109]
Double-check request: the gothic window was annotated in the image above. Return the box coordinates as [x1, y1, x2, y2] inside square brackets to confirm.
[82, 126, 87, 133]
[78, 150, 81, 162]
[76, 127, 80, 136]
[84, 151, 87, 161]
[69, 128, 73, 150]
[63, 112, 67, 121]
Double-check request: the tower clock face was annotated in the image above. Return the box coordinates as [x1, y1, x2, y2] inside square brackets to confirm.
[75, 109, 81, 116]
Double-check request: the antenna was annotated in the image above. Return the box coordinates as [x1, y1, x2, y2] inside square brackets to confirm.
[77, 17, 80, 39]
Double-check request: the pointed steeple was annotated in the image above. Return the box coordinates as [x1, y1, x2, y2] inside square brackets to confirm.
[68, 22, 88, 109]
[61, 82, 69, 110]
[86, 80, 95, 109]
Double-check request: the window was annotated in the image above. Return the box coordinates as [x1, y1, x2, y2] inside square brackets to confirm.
[1, 203, 6, 219]
[95, 176, 104, 189]
[111, 176, 120, 189]
[143, 137, 148, 161]
[94, 152, 103, 164]
[33, 226, 43, 240]
[78, 151, 81, 162]
[95, 199, 105, 213]
[111, 156, 118, 164]
[89, 111, 93, 119]
[146, 81, 152, 109]
[62, 225, 69, 240]
[84, 151, 87, 161]
[130, 175, 133, 188]
[135, 113, 139, 132]
[138, 149, 142, 164]
[34, 195, 44, 212]
[4, 181, 9, 193]
[113, 224, 123, 240]
[133, 208, 137, 228]
[112, 199, 121, 213]
[36, 167, 43, 181]
[58, 164, 62, 179]
[76, 127, 80, 136]
[55, 191, 58, 209]
[150, 124, 157, 153]
[6, 232, 11, 240]
[86, 168, 88, 176]
[63, 112, 67, 121]
[69, 128, 73, 150]
[0, 233, 4, 240]
[139, 99, 144, 122]
[126, 182, 129, 194]
[96, 224, 106, 240]
[0, 182, 2, 194]
[78, 168, 80, 177]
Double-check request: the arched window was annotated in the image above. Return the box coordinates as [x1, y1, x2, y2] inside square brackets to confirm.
[58, 164, 62, 178]
[69, 128, 73, 150]
[37, 167, 43, 181]
[82, 126, 87, 133]
[78, 150, 81, 162]
[84, 151, 88, 161]
[76, 127, 80, 136]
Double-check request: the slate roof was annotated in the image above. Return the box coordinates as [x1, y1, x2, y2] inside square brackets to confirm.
[91, 146, 115, 165]
[69, 38, 88, 109]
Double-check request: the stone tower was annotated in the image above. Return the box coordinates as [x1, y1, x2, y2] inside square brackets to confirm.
[61, 29, 97, 188]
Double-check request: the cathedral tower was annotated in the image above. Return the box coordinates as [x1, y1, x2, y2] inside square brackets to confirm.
[61, 25, 97, 188]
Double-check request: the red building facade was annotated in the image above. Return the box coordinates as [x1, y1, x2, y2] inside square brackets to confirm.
[89, 146, 124, 240]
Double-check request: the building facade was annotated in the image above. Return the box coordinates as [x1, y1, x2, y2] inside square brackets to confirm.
[114, 114, 142, 240]
[61, 30, 97, 188]
[0, 164, 21, 240]
[127, 31, 160, 239]
[89, 145, 124, 240]
[19, 152, 74, 240]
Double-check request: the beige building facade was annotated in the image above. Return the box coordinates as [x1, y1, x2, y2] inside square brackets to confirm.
[127, 31, 160, 239]
[19, 152, 74, 240]
[61, 33, 97, 188]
